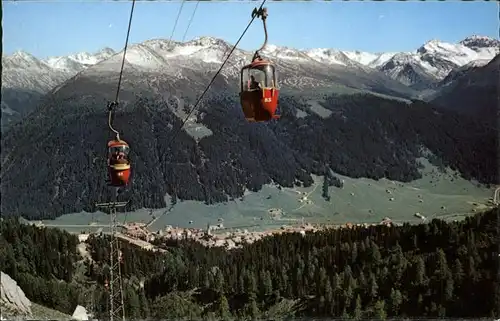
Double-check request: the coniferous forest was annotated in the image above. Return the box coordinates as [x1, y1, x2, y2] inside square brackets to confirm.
[1, 207, 499, 319]
[2, 92, 497, 220]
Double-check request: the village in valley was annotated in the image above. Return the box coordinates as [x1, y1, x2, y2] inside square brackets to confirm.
[63, 212, 398, 254]
[32, 186, 499, 253]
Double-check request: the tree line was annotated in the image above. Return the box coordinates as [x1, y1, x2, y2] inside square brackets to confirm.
[1, 207, 498, 319]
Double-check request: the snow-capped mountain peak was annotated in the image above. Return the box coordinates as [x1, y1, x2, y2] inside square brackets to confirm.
[376, 36, 500, 87]
[459, 35, 500, 49]
[42, 48, 116, 73]
[10, 50, 36, 60]
[2, 47, 118, 93]
[187, 36, 229, 48]
[4, 50, 48, 70]
[304, 48, 353, 66]
[417, 39, 474, 58]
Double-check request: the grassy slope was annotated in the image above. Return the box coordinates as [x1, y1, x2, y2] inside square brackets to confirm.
[39, 158, 493, 233]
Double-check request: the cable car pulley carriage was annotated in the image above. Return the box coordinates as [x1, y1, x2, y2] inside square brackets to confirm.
[239, 7, 280, 122]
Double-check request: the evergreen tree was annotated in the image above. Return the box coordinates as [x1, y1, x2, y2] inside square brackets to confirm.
[389, 288, 402, 316]
[218, 295, 232, 321]
[353, 294, 363, 320]
[138, 289, 150, 318]
[125, 285, 141, 319]
[373, 300, 387, 320]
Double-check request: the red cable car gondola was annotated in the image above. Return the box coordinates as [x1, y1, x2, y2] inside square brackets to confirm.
[240, 7, 280, 122]
[107, 139, 131, 187]
[106, 101, 131, 187]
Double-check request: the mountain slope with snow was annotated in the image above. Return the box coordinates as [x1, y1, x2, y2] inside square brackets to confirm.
[1, 48, 115, 129]
[2, 35, 498, 130]
[44, 36, 417, 106]
[376, 36, 499, 89]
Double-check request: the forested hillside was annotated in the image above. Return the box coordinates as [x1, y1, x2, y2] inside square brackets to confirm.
[1, 207, 499, 319]
[431, 54, 499, 123]
[0, 219, 82, 315]
[1, 92, 497, 220]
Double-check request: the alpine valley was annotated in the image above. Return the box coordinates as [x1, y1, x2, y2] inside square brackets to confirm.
[1, 35, 498, 223]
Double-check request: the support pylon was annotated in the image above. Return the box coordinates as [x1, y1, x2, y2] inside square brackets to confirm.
[96, 188, 128, 321]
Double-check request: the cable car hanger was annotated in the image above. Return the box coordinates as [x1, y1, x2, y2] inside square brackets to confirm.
[108, 101, 121, 141]
[251, 7, 269, 62]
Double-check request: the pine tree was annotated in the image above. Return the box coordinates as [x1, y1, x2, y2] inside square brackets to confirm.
[369, 274, 378, 300]
[322, 176, 331, 201]
[467, 256, 479, 282]
[353, 294, 363, 320]
[246, 296, 260, 320]
[453, 258, 464, 284]
[324, 279, 333, 315]
[204, 269, 211, 289]
[218, 294, 231, 321]
[373, 300, 387, 320]
[244, 269, 257, 296]
[125, 285, 141, 319]
[316, 267, 327, 295]
[214, 269, 225, 294]
[371, 242, 382, 266]
[263, 270, 273, 297]
[351, 242, 358, 264]
[138, 289, 150, 318]
[389, 288, 402, 316]
[238, 270, 245, 294]
[414, 256, 427, 286]
[445, 277, 454, 302]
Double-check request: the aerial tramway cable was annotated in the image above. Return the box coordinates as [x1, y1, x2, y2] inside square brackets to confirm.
[162, 0, 268, 148]
[167, 0, 187, 49]
[108, 0, 137, 140]
[182, 0, 200, 42]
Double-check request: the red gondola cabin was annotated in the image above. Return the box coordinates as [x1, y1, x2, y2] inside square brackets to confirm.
[240, 59, 280, 122]
[107, 139, 131, 187]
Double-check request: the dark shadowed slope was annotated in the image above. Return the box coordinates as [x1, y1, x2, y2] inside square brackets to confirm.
[1, 88, 45, 131]
[431, 54, 499, 122]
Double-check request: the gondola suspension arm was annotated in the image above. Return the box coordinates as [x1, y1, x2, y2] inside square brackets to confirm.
[251, 7, 269, 62]
[108, 101, 121, 141]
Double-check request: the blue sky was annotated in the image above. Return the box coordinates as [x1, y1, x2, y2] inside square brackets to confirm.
[3, 0, 498, 58]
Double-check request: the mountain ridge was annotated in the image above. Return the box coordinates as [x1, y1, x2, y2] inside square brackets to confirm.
[3, 34, 497, 130]
[4, 34, 498, 91]
[1, 48, 116, 129]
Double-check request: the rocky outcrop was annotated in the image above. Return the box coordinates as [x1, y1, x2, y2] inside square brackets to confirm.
[71, 305, 89, 321]
[0, 271, 32, 317]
